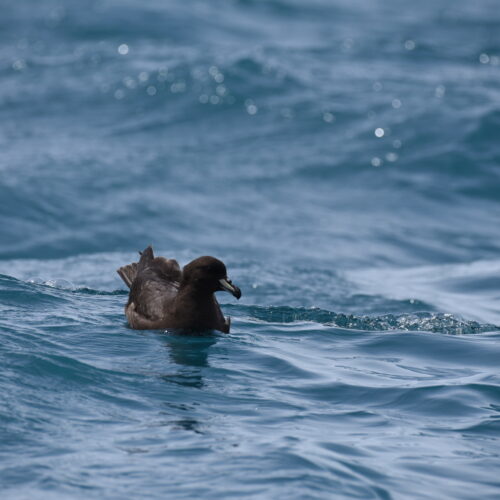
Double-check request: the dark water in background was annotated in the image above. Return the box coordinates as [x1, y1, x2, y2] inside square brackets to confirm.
[1, 0, 500, 498]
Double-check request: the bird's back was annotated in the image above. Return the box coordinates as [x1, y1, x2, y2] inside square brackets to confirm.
[118, 247, 182, 329]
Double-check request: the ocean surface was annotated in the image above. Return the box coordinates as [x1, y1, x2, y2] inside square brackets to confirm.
[1, 0, 500, 498]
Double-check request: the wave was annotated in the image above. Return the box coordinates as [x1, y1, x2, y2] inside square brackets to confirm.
[225, 304, 499, 334]
[2, 274, 497, 335]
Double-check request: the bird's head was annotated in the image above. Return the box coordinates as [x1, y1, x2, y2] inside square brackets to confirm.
[182, 256, 242, 299]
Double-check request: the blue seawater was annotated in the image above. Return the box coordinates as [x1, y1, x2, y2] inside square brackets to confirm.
[1, 0, 500, 498]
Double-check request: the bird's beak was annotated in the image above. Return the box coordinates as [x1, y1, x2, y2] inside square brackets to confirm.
[219, 278, 242, 299]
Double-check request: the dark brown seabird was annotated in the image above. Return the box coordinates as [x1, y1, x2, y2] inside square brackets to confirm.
[117, 246, 242, 333]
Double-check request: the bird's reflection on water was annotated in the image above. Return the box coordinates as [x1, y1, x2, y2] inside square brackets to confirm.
[163, 330, 218, 369]
[160, 333, 217, 388]
[157, 331, 219, 433]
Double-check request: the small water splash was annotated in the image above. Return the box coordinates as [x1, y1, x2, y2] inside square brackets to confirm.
[27, 277, 76, 289]
[227, 305, 499, 334]
[25, 277, 127, 295]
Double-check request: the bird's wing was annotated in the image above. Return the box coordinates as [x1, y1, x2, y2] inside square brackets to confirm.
[122, 246, 182, 321]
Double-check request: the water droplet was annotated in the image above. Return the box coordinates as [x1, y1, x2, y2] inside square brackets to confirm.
[392, 139, 402, 149]
[386, 152, 398, 162]
[391, 99, 402, 109]
[138, 72, 149, 83]
[170, 82, 186, 93]
[12, 59, 26, 71]
[435, 85, 446, 98]
[146, 86, 156, 96]
[118, 44, 129, 55]
[216, 85, 226, 96]
[372, 81, 383, 92]
[374, 128, 385, 138]
[322, 112, 335, 123]
[371, 157, 382, 167]
[246, 104, 258, 115]
[479, 53, 490, 64]
[114, 89, 125, 100]
[123, 77, 136, 89]
[404, 40, 416, 50]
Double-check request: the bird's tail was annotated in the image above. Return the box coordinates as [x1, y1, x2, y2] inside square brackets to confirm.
[116, 246, 154, 288]
[116, 262, 138, 288]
